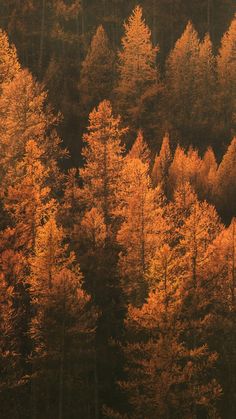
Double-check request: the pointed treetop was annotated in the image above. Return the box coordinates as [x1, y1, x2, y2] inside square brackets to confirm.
[0, 30, 20, 88]
[128, 130, 150, 163]
[118, 5, 158, 85]
[151, 133, 172, 191]
[83, 24, 114, 65]
[167, 20, 200, 68]
[217, 14, 236, 78]
[79, 25, 115, 112]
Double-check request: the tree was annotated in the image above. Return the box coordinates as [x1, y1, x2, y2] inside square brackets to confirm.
[29, 216, 98, 419]
[80, 100, 126, 229]
[0, 139, 57, 417]
[4, 140, 56, 253]
[165, 21, 200, 145]
[79, 100, 127, 415]
[217, 14, 236, 140]
[168, 145, 201, 197]
[214, 137, 236, 219]
[127, 130, 150, 164]
[0, 236, 30, 419]
[79, 25, 115, 118]
[0, 68, 64, 190]
[122, 267, 222, 418]
[203, 219, 236, 418]
[194, 33, 217, 145]
[116, 5, 161, 144]
[117, 156, 166, 306]
[197, 147, 217, 201]
[151, 133, 172, 196]
[0, 29, 20, 88]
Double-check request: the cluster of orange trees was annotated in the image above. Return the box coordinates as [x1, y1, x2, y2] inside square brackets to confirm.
[0, 6, 235, 419]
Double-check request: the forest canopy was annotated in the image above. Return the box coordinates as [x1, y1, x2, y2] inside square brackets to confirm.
[0, 2, 235, 419]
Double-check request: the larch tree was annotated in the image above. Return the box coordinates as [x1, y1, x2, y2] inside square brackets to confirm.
[151, 133, 172, 196]
[122, 202, 223, 419]
[80, 100, 126, 230]
[29, 215, 98, 419]
[0, 139, 57, 417]
[127, 130, 150, 164]
[217, 14, 236, 140]
[0, 68, 65, 194]
[203, 219, 236, 418]
[116, 5, 161, 144]
[4, 140, 55, 253]
[79, 25, 115, 118]
[0, 29, 20, 88]
[0, 232, 30, 419]
[79, 100, 127, 415]
[194, 33, 217, 143]
[165, 21, 200, 145]
[197, 147, 217, 201]
[214, 136, 236, 219]
[168, 145, 202, 198]
[123, 289, 222, 419]
[116, 156, 166, 306]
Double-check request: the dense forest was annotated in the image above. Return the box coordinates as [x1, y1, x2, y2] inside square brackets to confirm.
[0, 1, 235, 419]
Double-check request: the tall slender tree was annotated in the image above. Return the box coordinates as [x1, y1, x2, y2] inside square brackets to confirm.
[116, 5, 161, 144]
[79, 25, 115, 118]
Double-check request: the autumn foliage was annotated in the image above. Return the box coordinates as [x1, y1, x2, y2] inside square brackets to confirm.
[0, 7, 236, 419]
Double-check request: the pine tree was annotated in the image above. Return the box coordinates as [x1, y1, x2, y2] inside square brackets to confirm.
[79, 25, 115, 117]
[116, 5, 161, 143]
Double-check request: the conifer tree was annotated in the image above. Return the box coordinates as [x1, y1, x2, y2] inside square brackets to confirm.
[217, 15, 236, 139]
[117, 156, 166, 306]
[203, 219, 236, 418]
[165, 21, 200, 145]
[80, 100, 126, 229]
[0, 68, 64, 189]
[197, 147, 217, 201]
[4, 140, 55, 252]
[0, 237, 30, 418]
[79, 25, 115, 117]
[0, 139, 57, 417]
[168, 145, 201, 197]
[79, 100, 126, 415]
[194, 33, 217, 143]
[123, 287, 222, 419]
[0, 29, 20, 88]
[29, 216, 98, 418]
[116, 5, 161, 143]
[127, 130, 150, 164]
[151, 133, 172, 196]
[214, 137, 236, 218]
